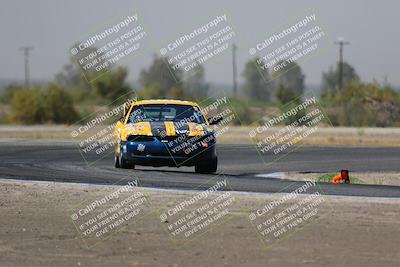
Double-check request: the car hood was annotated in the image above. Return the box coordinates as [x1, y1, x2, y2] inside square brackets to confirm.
[119, 121, 213, 141]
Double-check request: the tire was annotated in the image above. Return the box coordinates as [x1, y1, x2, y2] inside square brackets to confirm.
[195, 157, 217, 174]
[120, 156, 135, 169]
[114, 155, 120, 168]
[119, 149, 135, 169]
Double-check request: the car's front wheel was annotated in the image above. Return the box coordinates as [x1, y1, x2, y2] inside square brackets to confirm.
[120, 156, 135, 169]
[114, 155, 120, 168]
[195, 157, 217, 174]
[116, 151, 135, 169]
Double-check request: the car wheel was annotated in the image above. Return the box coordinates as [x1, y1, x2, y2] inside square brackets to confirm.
[195, 157, 217, 174]
[114, 155, 120, 168]
[120, 153, 135, 169]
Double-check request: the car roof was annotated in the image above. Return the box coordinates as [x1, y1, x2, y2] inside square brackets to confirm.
[131, 99, 198, 107]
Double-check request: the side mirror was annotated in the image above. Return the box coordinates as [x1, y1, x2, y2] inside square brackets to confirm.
[208, 116, 223, 125]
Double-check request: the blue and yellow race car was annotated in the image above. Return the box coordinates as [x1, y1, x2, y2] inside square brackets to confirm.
[114, 99, 221, 173]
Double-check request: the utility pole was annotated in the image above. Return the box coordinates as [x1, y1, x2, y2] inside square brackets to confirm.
[232, 43, 237, 98]
[334, 38, 349, 91]
[19, 46, 34, 88]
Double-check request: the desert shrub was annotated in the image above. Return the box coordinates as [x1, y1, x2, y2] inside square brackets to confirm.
[0, 84, 24, 104]
[10, 87, 45, 124]
[138, 84, 163, 100]
[226, 99, 255, 125]
[275, 85, 306, 125]
[10, 84, 79, 124]
[322, 81, 400, 127]
[42, 83, 79, 123]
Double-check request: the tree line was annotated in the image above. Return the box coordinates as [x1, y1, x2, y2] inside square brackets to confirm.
[1, 48, 399, 127]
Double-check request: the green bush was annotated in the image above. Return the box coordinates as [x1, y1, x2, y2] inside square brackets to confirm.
[10, 84, 79, 124]
[89, 66, 131, 102]
[42, 84, 79, 123]
[226, 99, 255, 125]
[316, 173, 362, 184]
[10, 87, 46, 124]
[0, 84, 23, 104]
[169, 85, 186, 100]
[322, 81, 400, 127]
[275, 85, 306, 125]
[138, 84, 163, 99]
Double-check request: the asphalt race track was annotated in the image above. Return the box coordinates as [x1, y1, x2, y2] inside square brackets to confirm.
[1, 141, 400, 197]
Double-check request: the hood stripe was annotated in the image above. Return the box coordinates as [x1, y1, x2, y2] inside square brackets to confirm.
[147, 121, 203, 137]
[164, 121, 176, 136]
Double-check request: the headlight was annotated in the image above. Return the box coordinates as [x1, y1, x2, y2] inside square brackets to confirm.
[126, 124, 144, 131]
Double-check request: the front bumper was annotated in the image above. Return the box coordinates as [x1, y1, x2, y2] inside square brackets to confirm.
[119, 134, 216, 167]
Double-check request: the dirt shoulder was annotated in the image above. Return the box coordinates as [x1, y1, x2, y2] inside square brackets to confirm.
[1, 179, 399, 267]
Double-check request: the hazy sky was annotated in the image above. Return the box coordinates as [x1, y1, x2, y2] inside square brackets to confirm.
[1, 0, 399, 86]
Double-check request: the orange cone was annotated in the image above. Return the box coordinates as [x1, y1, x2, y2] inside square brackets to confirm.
[332, 174, 342, 184]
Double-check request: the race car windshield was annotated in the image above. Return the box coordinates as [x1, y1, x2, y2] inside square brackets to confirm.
[128, 104, 206, 124]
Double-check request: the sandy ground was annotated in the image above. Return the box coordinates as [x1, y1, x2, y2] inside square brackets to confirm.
[279, 172, 400, 186]
[1, 125, 400, 146]
[1, 179, 399, 267]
